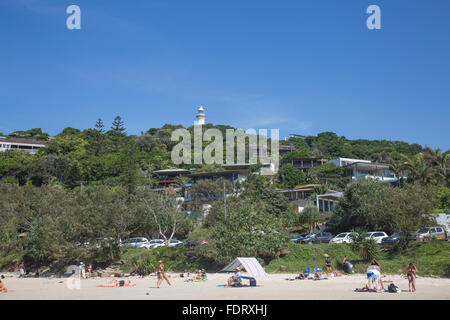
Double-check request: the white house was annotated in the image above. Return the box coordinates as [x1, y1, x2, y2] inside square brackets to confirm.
[0, 137, 47, 154]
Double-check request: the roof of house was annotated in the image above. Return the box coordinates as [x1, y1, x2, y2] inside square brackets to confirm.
[343, 162, 390, 169]
[281, 157, 327, 161]
[153, 168, 190, 174]
[189, 170, 250, 178]
[0, 137, 47, 145]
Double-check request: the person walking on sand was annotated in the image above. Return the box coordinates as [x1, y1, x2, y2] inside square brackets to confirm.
[405, 263, 418, 292]
[156, 260, 171, 288]
[88, 264, 92, 278]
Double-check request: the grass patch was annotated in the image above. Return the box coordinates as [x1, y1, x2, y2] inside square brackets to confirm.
[0, 250, 24, 271]
[119, 247, 217, 275]
[265, 241, 450, 277]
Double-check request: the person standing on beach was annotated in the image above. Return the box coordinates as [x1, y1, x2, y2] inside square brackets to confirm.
[88, 264, 92, 278]
[405, 263, 418, 292]
[156, 260, 171, 288]
[79, 262, 86, 279]
[18, 264, 25, 278]
[367, 259, 384, 290]
[324, 254, 332, 277]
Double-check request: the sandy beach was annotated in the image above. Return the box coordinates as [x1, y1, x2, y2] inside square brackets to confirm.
[1, 273, 449, 300]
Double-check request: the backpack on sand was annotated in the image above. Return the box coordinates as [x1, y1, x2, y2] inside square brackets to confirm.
[388, 283, 400, 293]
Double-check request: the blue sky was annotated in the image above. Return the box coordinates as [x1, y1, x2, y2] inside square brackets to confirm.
[0, 0, 449, 149]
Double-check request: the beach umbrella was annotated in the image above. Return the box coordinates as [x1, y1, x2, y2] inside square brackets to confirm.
[220, 257, 268, 278]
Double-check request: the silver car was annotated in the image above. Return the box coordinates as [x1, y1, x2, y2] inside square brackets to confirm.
[148, 239, 166, 249]
[121, 237, 151, 249]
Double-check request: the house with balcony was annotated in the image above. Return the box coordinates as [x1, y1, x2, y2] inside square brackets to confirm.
[278, 184, 341, 215]
[328, 157, 398, 183]
[0, 137, 47, 154]
[280, 157, 328, 172]
[152, 168, 191, 189]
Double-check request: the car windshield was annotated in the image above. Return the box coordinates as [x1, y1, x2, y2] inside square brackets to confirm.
[391, 233, 402, 238]
[335, 233, 347, 238]
[365, 233, 372, 237]
[150, 240, 162, 244]
[305, 233, 316, 239]
[417, 228, 428, 234]
[170, 240, 178, 243]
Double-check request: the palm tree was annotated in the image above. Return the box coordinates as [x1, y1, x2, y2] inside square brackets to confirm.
[388, 159, 406, 186]
[423, 147, 450, 186]
[400, 153, 435, 185]
[175, 175, 192, 198]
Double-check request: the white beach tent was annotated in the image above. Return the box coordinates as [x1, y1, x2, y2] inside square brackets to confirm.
[221, 257, 268, 278]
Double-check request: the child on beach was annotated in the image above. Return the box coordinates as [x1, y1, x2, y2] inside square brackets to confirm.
[405, 263, 418, 292]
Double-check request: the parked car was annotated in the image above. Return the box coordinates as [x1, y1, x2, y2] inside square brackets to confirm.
[300, 232, 333, 244]
[329, 232, 354, 244]
[415, 227, 447, 242]
[290, 235, 305, 243]
[120, 237, 151, 249]
[365, 231, 389, 244]
[148, 239, 166, 249]
[167, 239, 184, 247]
[381, 232, 416, 248]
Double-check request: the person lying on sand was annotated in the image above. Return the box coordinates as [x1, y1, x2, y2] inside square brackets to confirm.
[295, 272, 306, 280]
[227, 267, 242, 288]
[97, 279, 135, 287]
[191, 270, 204, 280]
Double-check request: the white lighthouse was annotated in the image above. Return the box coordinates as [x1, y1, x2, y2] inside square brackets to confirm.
[195, 105, 206, 125]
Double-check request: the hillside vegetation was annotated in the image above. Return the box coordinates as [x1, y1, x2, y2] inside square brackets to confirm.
[265, 242, 450, 277]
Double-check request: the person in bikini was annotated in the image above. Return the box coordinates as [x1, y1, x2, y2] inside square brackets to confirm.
[405, 262, 418, 292]
[324, 254, 333, 277]
[0, 280, 7, 293]
[156, 260, 171, 288]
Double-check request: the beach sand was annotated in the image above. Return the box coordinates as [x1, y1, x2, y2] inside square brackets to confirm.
[1, 273, 449, 300]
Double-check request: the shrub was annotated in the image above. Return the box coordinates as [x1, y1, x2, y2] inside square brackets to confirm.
[350, 232, 379, 261]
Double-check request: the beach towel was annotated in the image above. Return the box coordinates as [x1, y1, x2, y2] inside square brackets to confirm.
[354, 288, 378, 293]
[96, 281, 136, 288]
[216, 284, 260, 288]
